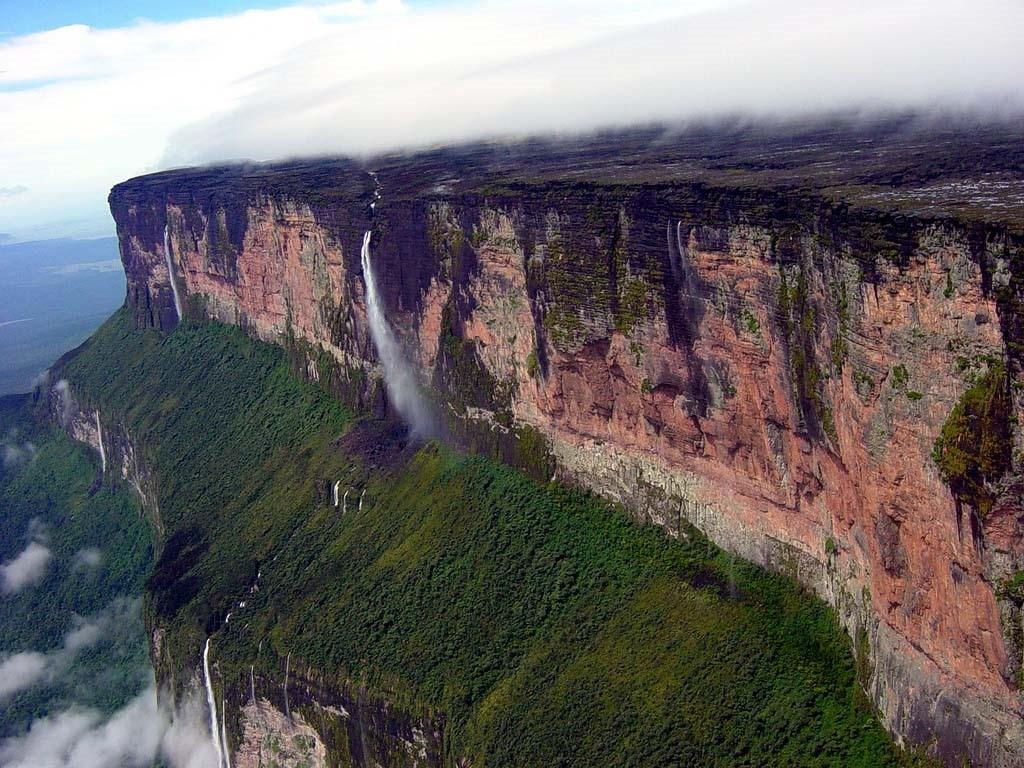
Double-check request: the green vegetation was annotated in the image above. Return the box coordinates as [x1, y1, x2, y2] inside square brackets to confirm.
[61, 309, 351, 652]
[53, 309, 935, 766]
[0, 395, 152, 736]
[891, 364, 910, 391]
[778, 268, 837, 442]
[999, 571, 1024, 603]
[525, 350, 540, 379]
[932, 357, 1013, 518]
[829, 280, 850, 373]
[540, 202, 662, 350]
[741, 307, 761, 338]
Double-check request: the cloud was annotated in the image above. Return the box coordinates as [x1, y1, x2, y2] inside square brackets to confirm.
[0, 185, 28, 198]
[72, 547, 104, 571]
[0, 684, 217, 768]
[166, 0, 1024, 164]
[0, 652, 50, 698]
[0, 597, 139, 700]
[2, 0, 1022, 237]
[3, 441, 38, 469]
[0, 541, 52, 595]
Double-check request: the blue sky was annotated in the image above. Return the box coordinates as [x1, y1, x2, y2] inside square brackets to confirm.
[0, 0, 294, 37]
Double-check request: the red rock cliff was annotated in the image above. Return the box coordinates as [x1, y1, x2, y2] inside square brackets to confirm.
[109, 124, 1024, 766]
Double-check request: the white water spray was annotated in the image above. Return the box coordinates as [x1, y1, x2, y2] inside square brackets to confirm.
[164, 225, 184, 321]
[283, 653, 291, 720]
[94, 411, 106, 473]
[360, 230, 434, 437]
[203, 638, 226, 768]
[221, 701, 232, 768]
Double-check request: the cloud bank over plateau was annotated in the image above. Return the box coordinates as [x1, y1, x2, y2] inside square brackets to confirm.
[1, 0, 1022, 236]
[166, 0, 1024, 165]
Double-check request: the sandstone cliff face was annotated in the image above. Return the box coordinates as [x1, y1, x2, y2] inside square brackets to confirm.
[108, 132, 1024, 766]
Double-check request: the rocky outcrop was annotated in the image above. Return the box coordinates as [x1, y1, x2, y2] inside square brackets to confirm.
[46, 376, 164, 537]
[108, 125, 1024, 766]
[228, 667, 445, 768]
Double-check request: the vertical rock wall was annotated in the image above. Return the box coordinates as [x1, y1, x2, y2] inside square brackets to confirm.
[107, 166, 1024, 766]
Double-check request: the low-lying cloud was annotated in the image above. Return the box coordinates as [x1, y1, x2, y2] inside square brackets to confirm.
[2, 427, 38, 469]
[0, 683, 217, 768]
[0, 598, 138, 700]
[0, 652, 49, 699]
[165, 0, 1024, 164]
[72, 547, 104, 571]
[1, 540, 52, 596]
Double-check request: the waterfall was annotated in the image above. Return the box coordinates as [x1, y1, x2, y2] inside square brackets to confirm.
[94, 411, 106, 473]
[163, 225, 184, 321]
[332, 480, 340, 508]
[358, 489, 365, 513]
[221, 700, 232, 768]
[283, 653, 291, 720]
[250, 665, 256, 705]
[342, 489, 349, 515]
[360, 230, 434, 437]
[203, 638, 225, 768]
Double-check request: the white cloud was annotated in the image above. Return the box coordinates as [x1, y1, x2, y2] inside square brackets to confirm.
[1, 541, 52, 595]
[0, 684, 217, 768]
[2, 435, 38, 469]
[0, 598, 139, 700]
[0, 652, 50, 698]
[72, 547, 104, 571]
[0, 0, 1022, 237]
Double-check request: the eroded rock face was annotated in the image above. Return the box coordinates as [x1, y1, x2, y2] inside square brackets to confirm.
[236, 699, 329, 768]
[227, 666, 444, 768]
[108, 151, 1024, 766]
[48, 377, 164, 536]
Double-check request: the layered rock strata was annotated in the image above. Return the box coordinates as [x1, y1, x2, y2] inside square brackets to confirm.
[107, 127, 1024, 766]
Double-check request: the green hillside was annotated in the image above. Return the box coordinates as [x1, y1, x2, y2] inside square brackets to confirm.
[57, 309, 934, 766]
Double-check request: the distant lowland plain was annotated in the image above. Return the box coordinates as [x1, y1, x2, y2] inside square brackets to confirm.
[0, 237, 125, 396]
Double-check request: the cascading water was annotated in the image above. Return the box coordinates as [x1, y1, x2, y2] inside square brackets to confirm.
[163, 224, 184, 321]
[359, 230, 435, 437]
[283, 653, 291, 720]
[221, 702, 232, 768]
[94, 411, 106, 473]
[203, 638, 226, 768]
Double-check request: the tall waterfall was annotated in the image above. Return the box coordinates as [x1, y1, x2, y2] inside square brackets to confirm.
[94, 411, 106, 473]
[360, 230, 435, 437]
[203, 638, 226, 768]
[163, 225, 184, 321]
[221, 701, 232, 768]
